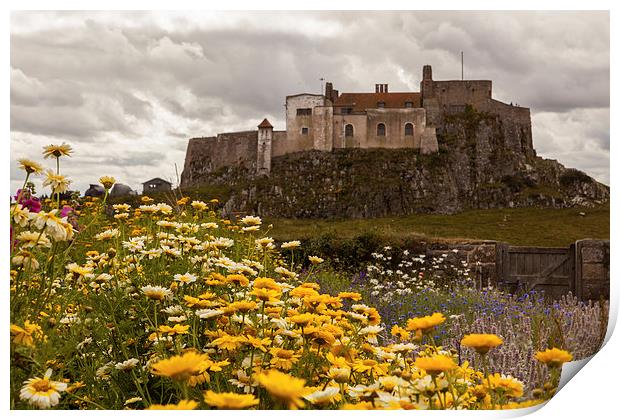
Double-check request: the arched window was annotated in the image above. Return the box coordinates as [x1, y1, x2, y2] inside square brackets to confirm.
[345, 124, 354, 137]
[377, 123, 386, 137]
[405, 123, 414, 136]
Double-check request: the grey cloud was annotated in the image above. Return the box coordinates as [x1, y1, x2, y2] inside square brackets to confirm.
[99, 151, 166, 167]
[10, 10, 609, 191]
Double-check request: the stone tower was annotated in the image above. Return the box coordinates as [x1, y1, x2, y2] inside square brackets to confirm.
[257, 118, 273, 176]
[420, 64, 440, 128]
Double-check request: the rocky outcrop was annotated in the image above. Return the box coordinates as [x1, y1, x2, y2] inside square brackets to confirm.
[181, 108, 609, 218]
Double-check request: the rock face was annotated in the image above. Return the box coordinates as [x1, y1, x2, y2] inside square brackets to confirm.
[181, 107, 609, 218]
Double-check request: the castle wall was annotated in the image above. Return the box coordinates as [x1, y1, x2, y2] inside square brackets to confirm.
[272, 130, 314, 157]
[488, 99, 534, 157]
[332, 114, 368, 148]
[313, 106, 334, 151]
[286, 94, 326, 146]
[432, 80, 493, 110]
[365, 108, 427, 149]
[181, 131, 257, 186]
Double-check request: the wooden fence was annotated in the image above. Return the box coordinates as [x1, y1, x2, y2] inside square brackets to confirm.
[494, 240, 609, 300]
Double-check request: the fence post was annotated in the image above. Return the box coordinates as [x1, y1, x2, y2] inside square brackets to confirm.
[574, 239, 610, 301]
[495, 242, 508, 288]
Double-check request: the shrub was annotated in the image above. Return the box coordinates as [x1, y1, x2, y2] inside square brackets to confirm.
[559, 169, 592, 187]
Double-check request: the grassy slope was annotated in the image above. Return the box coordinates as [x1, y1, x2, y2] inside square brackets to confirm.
[267, 204, 609, 247]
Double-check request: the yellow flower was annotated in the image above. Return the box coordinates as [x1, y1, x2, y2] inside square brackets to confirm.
[326, 366, 351, 383]
[534, 348, 573, 367]
[256, 369, 309, 409]
[240, 215, 262, 226]
[414, 354, 457, 375]
[43, 143, 73, 159]
[269, 348, 301, 370]
[290, 286, 319, 299]
[43, 170, 71, 194]
[253, 277, 281, 291]
[308, 255, 324, 264]
[289, 313, 315, 327]
[147, 400, 198, 410]
[203, 391, 259, 409]
[391, 325, 410, 341]
[281, 240, 301, 249]
[19, 369, 68, 409]
[99, 176, 116, 190]
[406, 312, 446, 333]
[226, 274, 250, 287]
[11, 320, 44, 347]
[352, 359, 388, 377]
[18, 158, 44, 174]
[251, 287, 281, 302]
[338, 292, 362, 301]
[304, 326, 336, 347]
[210, 334, 247, 351]
[151, 352, 211, 381]
[245, 335, 272, 352]
[226, 300, 258, 314]
[486, 373, 524, 398]
[190, 200, 208, 211]
[158, 324, 190, 336]
[461, 334, 503, 354]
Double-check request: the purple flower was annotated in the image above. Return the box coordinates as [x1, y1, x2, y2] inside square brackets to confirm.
[14, 189, 41, 213]
[60, 206, 74, 218]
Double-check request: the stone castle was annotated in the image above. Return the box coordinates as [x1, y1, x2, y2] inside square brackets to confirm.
[182, 65, 534, 184]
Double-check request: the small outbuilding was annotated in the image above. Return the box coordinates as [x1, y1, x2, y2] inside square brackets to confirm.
[110, 183, 137, 197]
[142, 177, 172, 194]
[84, 184, 105, 197]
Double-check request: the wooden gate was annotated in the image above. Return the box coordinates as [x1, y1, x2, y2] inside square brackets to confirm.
[496, 244, 575, 299]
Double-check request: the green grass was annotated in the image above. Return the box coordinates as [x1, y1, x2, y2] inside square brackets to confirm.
[267, 204, 609, 247]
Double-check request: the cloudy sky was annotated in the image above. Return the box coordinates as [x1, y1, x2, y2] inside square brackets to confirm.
[10, 10, 610, 195]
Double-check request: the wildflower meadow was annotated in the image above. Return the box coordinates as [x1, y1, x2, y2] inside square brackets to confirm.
[9, 144, 607, 410]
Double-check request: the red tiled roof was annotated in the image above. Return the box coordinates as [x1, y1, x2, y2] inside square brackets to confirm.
[334, 92, 421, 112]
[258, 118, 273, 128]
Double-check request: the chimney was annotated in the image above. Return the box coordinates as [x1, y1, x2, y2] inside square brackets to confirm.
[375, 84, 389, 93]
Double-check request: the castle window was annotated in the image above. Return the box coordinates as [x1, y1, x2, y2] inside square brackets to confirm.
[377, 123, 386, 137]
[405, 101, 413, 108]
[296, 108, 312, 116]
[377, 101, 385, 108]
[341, 107, 353, 114]
[345, 124, 354, 137]
[301, 127, 309, 135]
[405, 123, 414, 136]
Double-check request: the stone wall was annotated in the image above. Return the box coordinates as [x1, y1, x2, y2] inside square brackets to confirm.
[365, 108, 426, 149]
[432, 80, 493, 110]
[428, 239, 610, 301]
[181, 131, 257, 186]
[333, 114, 368, 149]
[272, 130, 312, 157]
[425, 240, 501, 287]
[575, 239, 610, 301]
[285, 94, 327, 146]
